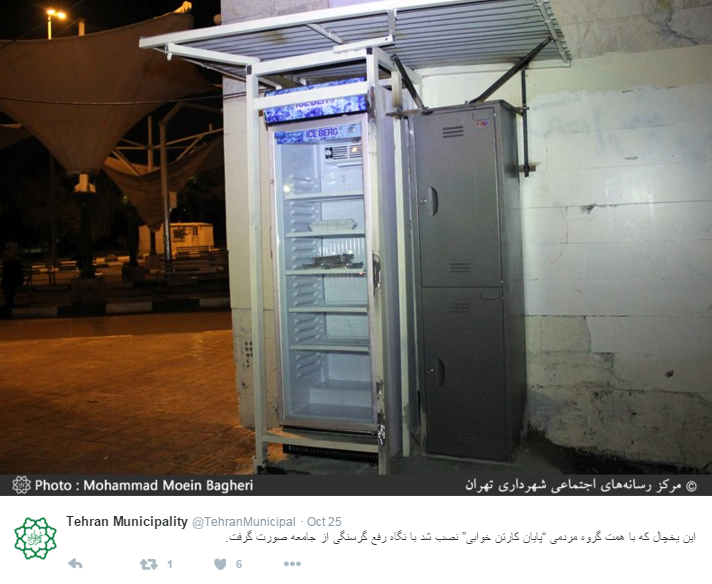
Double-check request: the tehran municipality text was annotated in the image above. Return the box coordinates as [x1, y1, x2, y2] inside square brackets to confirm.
[67, 516, 298, 529]
[68, 516, 190, 529]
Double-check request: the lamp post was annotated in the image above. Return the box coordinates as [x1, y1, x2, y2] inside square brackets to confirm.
[46, 8, 66, 40]
[46, 7, 95, 281]
[46, 9, 67, 266]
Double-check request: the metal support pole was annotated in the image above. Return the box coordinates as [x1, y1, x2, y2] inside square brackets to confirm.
[391, 66, 411, 458]
[365, 49, 390, 476]
[147, 116, 155, 172]
[521, 68, 530, 177]
[128, 206, 138, 267]
[77, 173, 94, 279]
[246, 69, 267, 471]
[392, 54, 426, 111]
[49, 152, 57, 265]
[159, 121, 172, 261]
[156, 104, 187, 261]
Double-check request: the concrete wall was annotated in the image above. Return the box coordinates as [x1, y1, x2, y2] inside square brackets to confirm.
[420, 44, 712, 470]
[219, 0, 712, 469]
[221, 0, 329, 22]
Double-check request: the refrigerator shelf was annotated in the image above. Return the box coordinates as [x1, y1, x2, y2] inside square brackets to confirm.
[286, 269, 366, 276]
[284, 191, 364, 201]
[286, 230, 365, 238]
[289, 305, 368, 314]
[291, 337, 370, 353]
[262, 427, 378, 451]
[290, 403, 374, 424]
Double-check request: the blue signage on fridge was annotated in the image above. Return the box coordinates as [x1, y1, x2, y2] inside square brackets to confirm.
[264, 78, 367, 125]
[275, 123, 361, 145]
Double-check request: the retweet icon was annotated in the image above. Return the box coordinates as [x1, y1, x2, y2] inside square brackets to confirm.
[14, 518, 57, 560]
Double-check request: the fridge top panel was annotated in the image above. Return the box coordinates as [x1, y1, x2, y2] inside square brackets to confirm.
[275, 122, 362, 145]
[264, 78, 367, 125]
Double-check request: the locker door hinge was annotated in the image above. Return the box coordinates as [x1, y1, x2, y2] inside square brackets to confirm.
[376, 378, 384, 398]
[372, 253, 381, 295]
[377, 412, 386, 446]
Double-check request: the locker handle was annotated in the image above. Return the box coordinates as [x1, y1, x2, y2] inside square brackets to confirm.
[429, 187, 439, 217]
[436, 358, 446, 387]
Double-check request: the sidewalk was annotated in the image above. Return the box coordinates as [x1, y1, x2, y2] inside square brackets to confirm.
[0, 312, 695, 476]
[8, 255, 230, 319]
[0, 313, 250, 475]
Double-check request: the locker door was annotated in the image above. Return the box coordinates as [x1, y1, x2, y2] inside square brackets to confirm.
[422, 287, 507, 460]
[414, 109, 501, 288]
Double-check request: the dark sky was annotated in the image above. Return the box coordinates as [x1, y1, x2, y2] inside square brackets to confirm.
[0, 0, 222, 41]
[0, 1, 224, 127]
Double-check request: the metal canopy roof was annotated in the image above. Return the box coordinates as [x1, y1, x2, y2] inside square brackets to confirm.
[140, 0, 570, 82]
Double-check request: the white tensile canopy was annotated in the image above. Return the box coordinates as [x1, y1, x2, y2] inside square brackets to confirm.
[0, 13, 215, 176]
[103, 137, 223, 229]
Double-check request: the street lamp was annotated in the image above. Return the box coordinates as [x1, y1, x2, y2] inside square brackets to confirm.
[47, 8, 67, 40]
[46, 7, 68, 265]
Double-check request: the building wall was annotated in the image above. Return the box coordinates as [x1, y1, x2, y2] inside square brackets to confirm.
[221, 0, 329, 22]
[421, 44, 712, 469]
[138, 223, 214, 256]
[219, 0, 712, 468]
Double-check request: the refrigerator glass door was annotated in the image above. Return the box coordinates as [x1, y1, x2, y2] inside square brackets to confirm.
[271, 116, 375, 431]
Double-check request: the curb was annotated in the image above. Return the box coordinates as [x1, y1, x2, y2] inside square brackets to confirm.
[13, 297, 230, 319]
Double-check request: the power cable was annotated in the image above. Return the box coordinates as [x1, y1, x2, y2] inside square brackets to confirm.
[0, 91, 246, 107]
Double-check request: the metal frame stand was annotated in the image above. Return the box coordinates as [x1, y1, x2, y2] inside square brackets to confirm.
[245, 45, 411, 475]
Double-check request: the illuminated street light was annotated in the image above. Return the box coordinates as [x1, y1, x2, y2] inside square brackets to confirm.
[45, 7, 68, 265]
[47, 8, 67, 40]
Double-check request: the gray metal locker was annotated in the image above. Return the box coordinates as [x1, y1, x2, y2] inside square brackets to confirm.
[415, 108, 501, 289]
[409, 101, 526, 462]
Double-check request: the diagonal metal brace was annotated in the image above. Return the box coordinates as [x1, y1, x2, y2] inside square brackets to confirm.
[468, 36, 552, 104]
[391, 54, 426, 111]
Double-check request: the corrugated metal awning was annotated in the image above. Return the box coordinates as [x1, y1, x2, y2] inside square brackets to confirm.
[140, 0, 570, 82]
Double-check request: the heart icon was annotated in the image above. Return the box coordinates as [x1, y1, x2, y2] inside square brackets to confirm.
[214, 558, 227, 570]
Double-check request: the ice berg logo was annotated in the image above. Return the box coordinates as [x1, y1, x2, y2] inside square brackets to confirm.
[12, 476, 31, 495]
[14, 518, 57, 560]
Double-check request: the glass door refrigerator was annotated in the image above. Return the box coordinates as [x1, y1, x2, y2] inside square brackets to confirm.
[270, 115, 375, 432]
[265, 80, 403, 466]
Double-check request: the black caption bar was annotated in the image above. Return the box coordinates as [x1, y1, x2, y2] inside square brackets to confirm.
[1, 474, 709, 497]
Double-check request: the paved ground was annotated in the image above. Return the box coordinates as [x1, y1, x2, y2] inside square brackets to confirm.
[0, 312, 693, 476]
[0, 312, 255, 475]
